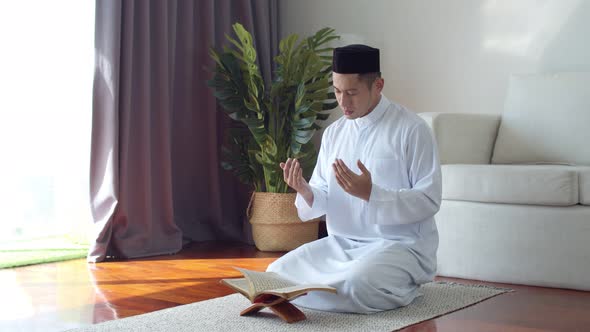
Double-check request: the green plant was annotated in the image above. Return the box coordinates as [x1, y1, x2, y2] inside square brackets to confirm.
[207, 23, 339, 193]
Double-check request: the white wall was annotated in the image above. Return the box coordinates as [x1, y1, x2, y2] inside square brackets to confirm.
[280, 0, 590, 121]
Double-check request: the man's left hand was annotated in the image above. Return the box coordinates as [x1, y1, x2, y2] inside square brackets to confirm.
[333, 159, 372, 201]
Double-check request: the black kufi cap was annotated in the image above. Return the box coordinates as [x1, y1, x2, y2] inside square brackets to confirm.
[332, 44, 380, 74]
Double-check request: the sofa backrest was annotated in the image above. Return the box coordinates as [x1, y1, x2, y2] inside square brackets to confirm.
[491, 72, 590, 166]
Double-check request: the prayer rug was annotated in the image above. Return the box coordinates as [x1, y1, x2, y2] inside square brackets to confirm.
[67, 281, 511, 332]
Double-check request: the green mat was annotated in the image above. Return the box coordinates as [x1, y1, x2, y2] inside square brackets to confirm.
[0, 236, 89, 269]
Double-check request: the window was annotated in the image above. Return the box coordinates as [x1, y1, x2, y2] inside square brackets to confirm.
[0, 1, 95, 242]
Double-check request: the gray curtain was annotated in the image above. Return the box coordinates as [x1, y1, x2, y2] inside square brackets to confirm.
[89, 0, 279, 262]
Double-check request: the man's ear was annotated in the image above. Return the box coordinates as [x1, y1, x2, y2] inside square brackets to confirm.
[374, 78, 384, 93]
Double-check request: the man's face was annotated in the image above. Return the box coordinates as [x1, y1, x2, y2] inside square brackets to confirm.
[333, 73, 382, 120]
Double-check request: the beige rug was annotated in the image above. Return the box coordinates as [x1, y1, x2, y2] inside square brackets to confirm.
[67, 282, 511, 332]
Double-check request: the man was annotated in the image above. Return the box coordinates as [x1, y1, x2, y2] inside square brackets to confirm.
[267, 44, 442, 313]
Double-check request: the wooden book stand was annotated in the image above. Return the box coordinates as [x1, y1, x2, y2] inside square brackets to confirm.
[240, 294, 307, 323]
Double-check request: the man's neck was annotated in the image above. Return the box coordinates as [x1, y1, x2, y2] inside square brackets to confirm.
[362, 94, 382, 117]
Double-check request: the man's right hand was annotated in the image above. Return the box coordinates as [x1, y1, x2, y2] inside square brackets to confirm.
[280, 158, 314, 206]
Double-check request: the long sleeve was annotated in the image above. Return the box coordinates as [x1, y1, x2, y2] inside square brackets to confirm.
[295, 133, 330, 221]
[367, 123, 442, 225]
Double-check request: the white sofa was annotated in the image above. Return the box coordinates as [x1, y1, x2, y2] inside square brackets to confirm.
[419, 72, 590, 291]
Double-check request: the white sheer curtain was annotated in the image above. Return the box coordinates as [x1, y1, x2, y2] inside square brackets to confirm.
[0, 1, 95, 241]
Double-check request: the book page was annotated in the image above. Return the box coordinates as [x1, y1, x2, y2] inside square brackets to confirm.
[236, 268, 295, 294]
[264, 284, 337, 301]
[221, 278, 251, 297]
[270, 284, 337, 294]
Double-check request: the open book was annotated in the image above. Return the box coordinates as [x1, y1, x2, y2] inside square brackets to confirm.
[221, 267, 337, 303]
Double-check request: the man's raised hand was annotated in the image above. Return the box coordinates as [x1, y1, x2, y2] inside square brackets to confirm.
[333, 159, 372, 201]
[280, 158, 314, 206]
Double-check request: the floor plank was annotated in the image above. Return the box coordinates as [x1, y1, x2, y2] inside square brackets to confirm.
[1, 241, 588, 332]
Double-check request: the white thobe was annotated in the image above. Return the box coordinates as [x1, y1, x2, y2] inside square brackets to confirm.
[267, 95, 442, 313]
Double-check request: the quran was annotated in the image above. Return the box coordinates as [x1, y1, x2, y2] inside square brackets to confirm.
[221, 267, 337, 323]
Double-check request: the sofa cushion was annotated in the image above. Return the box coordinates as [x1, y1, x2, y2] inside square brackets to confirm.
[419, 112, 501, 164]
[578, 166, 590, 206]
[491, 72, 590, 166]
[442, 164, 579, 206]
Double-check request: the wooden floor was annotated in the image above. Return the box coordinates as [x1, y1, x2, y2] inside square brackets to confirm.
[1, 241, 589, 332]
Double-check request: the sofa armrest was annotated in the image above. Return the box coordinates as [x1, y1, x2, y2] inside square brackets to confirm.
[418, 112, 501, 164]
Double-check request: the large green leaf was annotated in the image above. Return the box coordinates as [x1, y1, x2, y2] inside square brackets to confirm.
[316, 112, 330, 121]
[293, 128, 315, 145]
[292, 142, 318, 180]
[322, 101, 338, 111]
[293, 120, 314, 131]
[219, 126, 263, 191]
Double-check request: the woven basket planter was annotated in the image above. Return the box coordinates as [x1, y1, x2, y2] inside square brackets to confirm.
[247, 192, 319, 251]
